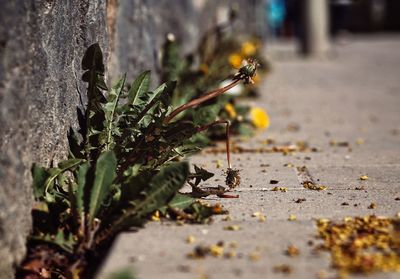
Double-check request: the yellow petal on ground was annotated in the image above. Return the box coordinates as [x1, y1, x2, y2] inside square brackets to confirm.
[228, 53, 243, 69]
[186, 235, 196, 244]
[224, 103, 237, 119]
[241, 41, 257, 56]
[250, 107, 270, 129]
[209, 244, 224, 257]
[288, 214, 297, 221]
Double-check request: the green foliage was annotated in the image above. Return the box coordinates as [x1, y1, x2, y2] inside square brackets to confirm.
[106, 162, 189, 234]
[88, 150, 117, 223]
[160, 20, 268, 138]
[27, 43, 229, 277]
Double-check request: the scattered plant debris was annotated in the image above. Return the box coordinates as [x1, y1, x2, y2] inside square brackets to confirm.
[316, 215, 400, 276]
[252, 212, 266, 222]
[205, 141, 319, 155]
[285, 245, 300, 257]
[368, 202, 377, 209]
[271, 187, 288, 192]
[303, 181, 327, 191]
[273, 264, 292, 274]
[187, 241, 225, 259]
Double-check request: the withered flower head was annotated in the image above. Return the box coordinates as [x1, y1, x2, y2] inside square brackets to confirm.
[225, 168, 241, 189]
[234, 58, 260, 84]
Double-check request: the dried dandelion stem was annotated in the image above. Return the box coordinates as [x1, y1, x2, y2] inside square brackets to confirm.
[198, 120, 231, 168]
[163, 79, 240, 124]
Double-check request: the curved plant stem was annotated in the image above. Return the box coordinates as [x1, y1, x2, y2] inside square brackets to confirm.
[163, 79, 240, 124]
[198, 120, 231, 169]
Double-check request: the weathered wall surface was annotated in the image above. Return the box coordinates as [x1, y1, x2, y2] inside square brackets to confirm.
[0, 1, 108, 277]
[108, 0, 199, 86]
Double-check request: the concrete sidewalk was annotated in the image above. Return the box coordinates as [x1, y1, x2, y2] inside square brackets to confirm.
[98, 36, 400, 279]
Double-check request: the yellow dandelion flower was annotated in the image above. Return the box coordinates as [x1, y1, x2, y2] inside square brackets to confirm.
[224, 103, 237, 119]
[228, 53, 243, 69]
[241, 41, 257, 56]
[250, 107, 270, 129]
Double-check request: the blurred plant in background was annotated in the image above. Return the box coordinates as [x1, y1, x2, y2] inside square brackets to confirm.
[160, 11, 271, 140]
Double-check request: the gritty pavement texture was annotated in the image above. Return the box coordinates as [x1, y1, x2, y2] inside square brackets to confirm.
[98, 36, 400, 279]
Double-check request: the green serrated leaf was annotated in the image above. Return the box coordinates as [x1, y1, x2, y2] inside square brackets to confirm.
[128, 71, 151, 105]
[169, 193, 194, 209]
[158, 193, 194, 215]
[32, 164, 49, 200]
[41, 159, 83, 202]
[82, 43, 107, 159]
[109, 162, 189, 235]
[133, 161, 189, 215]
[88, 151, 117, 223]
[76, 162, 90, 216]
[104, 75, 126, 151]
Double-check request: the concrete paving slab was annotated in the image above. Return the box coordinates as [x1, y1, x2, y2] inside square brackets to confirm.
[97, 36, 400, 279]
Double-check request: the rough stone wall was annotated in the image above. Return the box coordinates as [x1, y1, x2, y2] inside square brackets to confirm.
[108, 0, 199, 86]
[0, 1, 108, 277]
